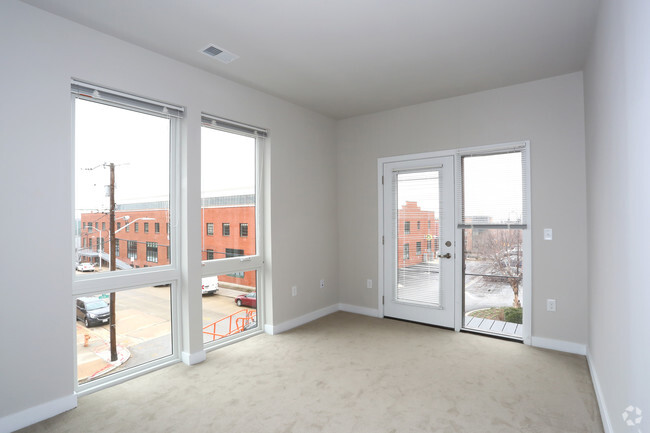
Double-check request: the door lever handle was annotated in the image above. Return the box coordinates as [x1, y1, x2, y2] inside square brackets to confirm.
[439, 253, 451, 259]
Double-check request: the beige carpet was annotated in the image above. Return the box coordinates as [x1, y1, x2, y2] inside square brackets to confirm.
[20, 312, 603, 432]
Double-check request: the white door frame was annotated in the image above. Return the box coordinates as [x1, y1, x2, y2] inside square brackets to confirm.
[382, 156, 455, 328]
[377, 141, 532, 344]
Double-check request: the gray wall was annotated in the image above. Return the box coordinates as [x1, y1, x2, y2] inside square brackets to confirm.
[0, 0, 339, 421]
[584, 0, 650, 430]
[336, 72, 589, 346]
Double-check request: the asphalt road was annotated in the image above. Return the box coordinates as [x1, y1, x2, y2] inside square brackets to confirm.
[76, 284, 254, 375]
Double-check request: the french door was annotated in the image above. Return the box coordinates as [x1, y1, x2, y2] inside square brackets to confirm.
[382, 156, 455, 328]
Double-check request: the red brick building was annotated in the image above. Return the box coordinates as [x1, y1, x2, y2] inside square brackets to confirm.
[397, 201, 439, 267]
[78, 195, 256, 288]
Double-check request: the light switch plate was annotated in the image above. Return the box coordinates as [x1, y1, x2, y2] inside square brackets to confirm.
[544, 228, 552, 240]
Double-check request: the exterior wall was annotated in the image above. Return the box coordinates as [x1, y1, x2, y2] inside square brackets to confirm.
[80, 209, 171, 268]
[201, 205, 256, 287]
[79, 203, 257, 287]
[397, 201, 438, 267]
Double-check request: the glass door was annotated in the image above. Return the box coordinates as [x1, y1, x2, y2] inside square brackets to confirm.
[382, 156, 455, 328]
[459, 150, 528, 339]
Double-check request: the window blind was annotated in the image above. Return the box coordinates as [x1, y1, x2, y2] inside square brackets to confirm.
[456, 144, 529, 229]
[71, 79, 184, 118]
[201, 114, 268, 138]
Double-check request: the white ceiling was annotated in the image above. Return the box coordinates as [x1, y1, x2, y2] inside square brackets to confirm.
[22, 0, 599, 119]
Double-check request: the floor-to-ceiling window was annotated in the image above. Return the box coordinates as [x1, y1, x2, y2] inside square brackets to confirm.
[200, 115, 266, 346]
[72, 81, 182, 391]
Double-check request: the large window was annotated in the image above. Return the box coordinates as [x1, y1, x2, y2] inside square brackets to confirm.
[72, 80, 181, 391]
[200, 114, 266, 347]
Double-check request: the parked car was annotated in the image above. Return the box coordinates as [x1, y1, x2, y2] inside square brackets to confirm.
[235, 292, 256, 308]
[202, 275, 219, 295]
[76, 297, 110, 327]
[76, 262, 95, 272]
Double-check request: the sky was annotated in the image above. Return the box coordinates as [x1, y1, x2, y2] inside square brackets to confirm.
[75, 99, 255, 219]
[397, 152, 523, 224]
[76, 98, 522, 224]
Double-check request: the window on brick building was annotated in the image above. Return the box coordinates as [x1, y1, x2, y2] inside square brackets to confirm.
[102, 222, 106, 230]
[134, 222, 139, 233]
[155, 222, 160, 233]
[417, 221, 420, 230]
[127, 240, 137, 260]
[404, 244, 410, 260]
[117, 222, 121, 230]
[115, 239, 120, 257]
[206, 249, 214, 260]
[222, 223, 230, 236]
[240, 223, 248, 237]
[405, 221, 410, 234]
[144, 222, 149, 233]
[146, 242, 158, 263]
[416, 241, 421, 255]
[206, 223, 214, 236]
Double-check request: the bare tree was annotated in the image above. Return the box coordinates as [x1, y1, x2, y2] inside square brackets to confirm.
[474, 229, 523, 308]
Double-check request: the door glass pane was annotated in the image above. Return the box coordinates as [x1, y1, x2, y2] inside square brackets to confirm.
[201, 127, 256, 261]
[463, 228, 523, 337]
[76, 285, 172, 385]
[462, 152, 524, 224]
[202, 271, 257, 344]
[394, 170, 441, 306]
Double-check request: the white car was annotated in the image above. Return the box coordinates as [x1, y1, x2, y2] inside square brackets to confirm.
[201, 276, 219, 295]
[76, 262, 95, 272]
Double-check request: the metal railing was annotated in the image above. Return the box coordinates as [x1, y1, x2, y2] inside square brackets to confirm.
[203, 309, 257, 341]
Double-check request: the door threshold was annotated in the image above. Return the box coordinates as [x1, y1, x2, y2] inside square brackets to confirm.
[460, 327, 523, 343]
[384, 315, 454, 332]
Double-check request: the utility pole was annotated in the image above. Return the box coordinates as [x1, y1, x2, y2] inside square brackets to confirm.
[108, 163, 117, 362]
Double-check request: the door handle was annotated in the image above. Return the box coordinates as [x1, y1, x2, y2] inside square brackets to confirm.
[439, 253, 451, 259]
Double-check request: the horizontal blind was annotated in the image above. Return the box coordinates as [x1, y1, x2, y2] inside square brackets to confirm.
[456, 144, 528, 229]
[71, 79, 184, 118]
[201, 114, 268, 138]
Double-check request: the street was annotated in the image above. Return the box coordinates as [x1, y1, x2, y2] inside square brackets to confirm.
[76, 283, 255, 383]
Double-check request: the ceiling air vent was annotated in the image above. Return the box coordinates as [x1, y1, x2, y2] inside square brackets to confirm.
[200, 44, 239, 64]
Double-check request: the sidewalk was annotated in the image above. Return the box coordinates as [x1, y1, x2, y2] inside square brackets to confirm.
[76, 323, 130, 383]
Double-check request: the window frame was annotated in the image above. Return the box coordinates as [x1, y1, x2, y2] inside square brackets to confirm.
[71, 80, 183, 394]
[222, 223, 230, 236]
[206, 222, 214, 236]
[199, 113, 266, 348]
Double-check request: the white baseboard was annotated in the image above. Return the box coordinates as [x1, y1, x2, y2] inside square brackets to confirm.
[1, 393, 77, 433]
[531, 336, 587, 355]
[338, 303, 381, 318]
[181, 350, 206, 365]
[587, 350, 613, 433]
[264, 304, 339, 335]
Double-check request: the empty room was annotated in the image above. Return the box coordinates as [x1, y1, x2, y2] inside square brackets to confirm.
[1, 1, 648, 432]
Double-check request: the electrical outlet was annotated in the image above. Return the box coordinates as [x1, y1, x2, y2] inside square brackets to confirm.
[320, 279, 325, 288]
[547, 299, 556, 312]
[292, 286, 297, 297]
[367, 279, 373, 289]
